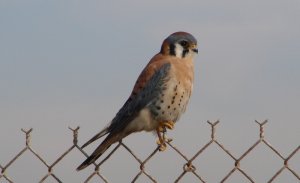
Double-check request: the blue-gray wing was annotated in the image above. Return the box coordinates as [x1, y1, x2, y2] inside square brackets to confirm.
[108, 62, 171, 134]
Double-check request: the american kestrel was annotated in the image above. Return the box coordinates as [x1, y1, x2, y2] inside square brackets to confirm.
[77, 31, 198, 170]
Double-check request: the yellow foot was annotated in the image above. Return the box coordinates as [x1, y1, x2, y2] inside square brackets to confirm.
[156, 139, 167, 151]
[156, 133, 172, 151]
[159, 121, 175, 130]
[156, 124, 174, 151]
[159, 143, 167, 151]
[164, 137, 173, 143]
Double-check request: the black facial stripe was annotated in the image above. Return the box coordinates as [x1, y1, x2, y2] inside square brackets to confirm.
[169, 44, 176, 56]
[182, 49, 189, 58]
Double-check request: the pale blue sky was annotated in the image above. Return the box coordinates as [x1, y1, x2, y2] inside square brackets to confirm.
[0, 0, 299, 182]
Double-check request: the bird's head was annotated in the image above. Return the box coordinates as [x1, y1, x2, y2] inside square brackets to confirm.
[160, 31, 198, 59]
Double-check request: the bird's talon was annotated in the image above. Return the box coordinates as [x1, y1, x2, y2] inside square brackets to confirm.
[166, 138, 173, 143]
[160, 121, 175, 130]
[164, 122, 174, 130]
[156, 137, 167, 151]
[159, 143, 167, 151]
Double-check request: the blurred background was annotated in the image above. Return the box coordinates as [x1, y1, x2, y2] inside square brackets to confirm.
[0, 0, 299, 182]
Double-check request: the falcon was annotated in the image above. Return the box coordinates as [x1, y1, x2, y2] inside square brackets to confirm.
[77, 31, 198, 170]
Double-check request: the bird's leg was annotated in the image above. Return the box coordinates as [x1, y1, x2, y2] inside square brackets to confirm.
[162, 129, 172, 143]
[156, 121, 175, 151]
[158, 121, 174, 142]
[156, 128, 167, 151]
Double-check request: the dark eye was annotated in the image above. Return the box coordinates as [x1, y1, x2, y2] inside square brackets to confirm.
[180, 40, 188, 47]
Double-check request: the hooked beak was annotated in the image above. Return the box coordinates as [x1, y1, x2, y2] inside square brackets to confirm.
[190, 44, 198, 54]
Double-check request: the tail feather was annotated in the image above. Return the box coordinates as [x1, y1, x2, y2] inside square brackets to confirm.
[76, 133, 122, 171]
[81, 127, 109, 149]
[76, 144, 112, 171]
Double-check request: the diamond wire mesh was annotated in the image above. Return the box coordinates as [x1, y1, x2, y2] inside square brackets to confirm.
[0, 120, 299, 183]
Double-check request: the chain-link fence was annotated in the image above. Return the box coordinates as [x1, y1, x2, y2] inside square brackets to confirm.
[0, 120, 299, 183]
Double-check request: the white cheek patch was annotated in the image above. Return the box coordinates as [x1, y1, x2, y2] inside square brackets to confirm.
[174, 43, 184, 58]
